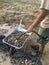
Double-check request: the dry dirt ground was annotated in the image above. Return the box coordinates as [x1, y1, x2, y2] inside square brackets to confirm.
[0, 1, 49, 65]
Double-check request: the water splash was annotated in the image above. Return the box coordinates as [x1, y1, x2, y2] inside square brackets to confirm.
[19, 18, 23, 28]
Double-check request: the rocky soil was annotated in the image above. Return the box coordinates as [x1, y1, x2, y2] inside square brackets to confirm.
[0, 0, 49, 65]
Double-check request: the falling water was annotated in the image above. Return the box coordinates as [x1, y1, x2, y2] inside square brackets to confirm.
[19, 18, 23, 28]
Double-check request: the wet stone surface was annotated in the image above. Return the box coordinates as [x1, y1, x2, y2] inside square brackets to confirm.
[0, 49, 35, 65]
